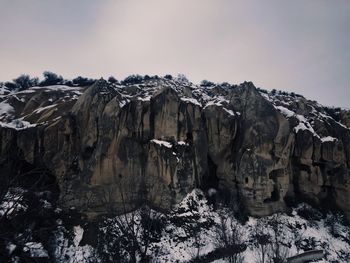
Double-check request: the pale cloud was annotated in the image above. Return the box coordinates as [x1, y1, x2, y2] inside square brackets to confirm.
[0, 0, 349, 107]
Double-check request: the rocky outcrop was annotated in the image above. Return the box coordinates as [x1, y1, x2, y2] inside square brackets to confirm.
[0, 78, 349, 220]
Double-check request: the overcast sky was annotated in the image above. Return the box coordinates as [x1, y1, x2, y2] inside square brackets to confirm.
[0, 0, 349, 107]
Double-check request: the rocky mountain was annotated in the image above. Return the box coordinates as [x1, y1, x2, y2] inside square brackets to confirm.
[1, 76, 350, 222]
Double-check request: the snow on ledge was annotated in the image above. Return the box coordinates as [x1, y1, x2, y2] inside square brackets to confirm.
[321, 136, 338, 143]
[137, 96, 151, 101]
[177, 141, 188, 146]
[275, 105, 295, 118]
[294, 122, 320, 138]
[0, 119, 38, 130]
[33, 104, 57, 114]
[180, 97, 202, 107]
[203, 96, 229, 109]
[223, 107, 236, 116]
[23, 242, 49, 258]
[0, 101, 15, 116]
[274, 105, 321, 138]
[30, 85, 83, 92]
[151, 139, 172, 148]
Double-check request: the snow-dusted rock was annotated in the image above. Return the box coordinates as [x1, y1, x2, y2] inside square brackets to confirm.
[0, 77, 350, 222]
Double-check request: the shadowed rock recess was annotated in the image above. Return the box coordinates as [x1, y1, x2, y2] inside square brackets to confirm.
[1, 77, 350, 219]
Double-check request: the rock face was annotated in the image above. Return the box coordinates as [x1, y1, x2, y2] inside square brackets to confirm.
[0, 78, 350, 219]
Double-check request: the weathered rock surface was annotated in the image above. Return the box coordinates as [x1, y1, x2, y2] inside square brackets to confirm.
[0, 78, 349, 219]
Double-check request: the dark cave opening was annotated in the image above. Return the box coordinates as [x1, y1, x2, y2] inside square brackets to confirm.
[202, 154, 219, 190]
[263, 184, 280, 203]
[201, 155, 220, 206]
[0, 147, 59, 200]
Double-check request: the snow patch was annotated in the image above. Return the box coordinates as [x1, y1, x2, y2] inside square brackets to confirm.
[33, 104, 57, 114]
[23, 242, 49, 258]
[204, 96, 229, 109]
[137, 95, 151, 101]
[151, 139, 172, 148]
[223, 107, 236, 116]
[275, 105, 295, 118]
[0, 100, 14, 116]
[73, 226, 84, 246]
[0, 118, 38, 130]
[181, 97, 202, 107]
[321, 136, 337, 143]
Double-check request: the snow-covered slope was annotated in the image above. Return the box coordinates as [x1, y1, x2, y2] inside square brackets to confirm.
[260, 90, 350, 140]
[1, 187, 350, 262]
[5, 189, 346, 262]
[0, 84, 85, 129]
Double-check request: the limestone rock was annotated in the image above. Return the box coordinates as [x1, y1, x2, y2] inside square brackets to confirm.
[1, 77, 350, 220]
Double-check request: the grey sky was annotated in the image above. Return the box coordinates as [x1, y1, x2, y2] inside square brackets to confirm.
[0, 0, 349, 107]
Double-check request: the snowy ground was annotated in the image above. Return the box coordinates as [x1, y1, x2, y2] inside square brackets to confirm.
[1, 188, 350, 262]
[42, 190, 350, 262]
[147, 190, 350, 262]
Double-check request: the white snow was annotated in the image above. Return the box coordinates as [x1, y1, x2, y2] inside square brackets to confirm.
[118, 190, 350, 262]
[204, 96, 230, 109]
[273, 106, 320, 138]
[23, 242, 49, 258]
[274, 106, 320, 137]
[33, 104, 58, 114]
[275, 105, 295, 118]
[294, 121, 320, 138]
[16, 89, 36, 94]
[11, 94, 24, 102]
[53, 225, 98, 263]
[0, 100, 14, 116]
[260, 92, 272, 102]
[73, 226, 84, 246]
[0, 188, 27, 217]
[151, 139, 172, 148]
[223, 107, 236, 116]
[181, 97, 202, 107]
[137, 95, 151, 101]
[6, 243, 16, 255]
[30, 85, 83, 92]
[293, 122, 309, 133]
[119, 99, 129, 108]
[0, 85, 10, 95]
[0, 118, 38, 130]
[321, 136, 338, 143]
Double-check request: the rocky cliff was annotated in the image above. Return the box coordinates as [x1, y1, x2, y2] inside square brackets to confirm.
[1, 77, 349, 219]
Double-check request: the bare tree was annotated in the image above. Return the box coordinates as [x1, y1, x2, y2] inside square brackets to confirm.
[252, 220, 272, 263]
[190, 220, 206, 260]
[267, 215, 291, 263]
[0, 146, 59, 261]
[213, 211, 245, 263]
[251, 215, 292, 263]
[96, 172, 167, 262]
